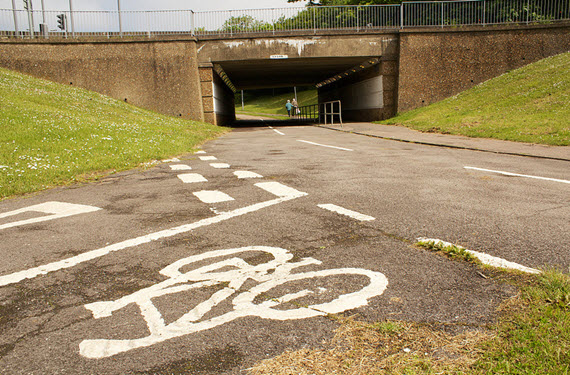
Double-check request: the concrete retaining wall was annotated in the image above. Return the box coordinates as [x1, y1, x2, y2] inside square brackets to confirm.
[0, 40, 204, 121]
[397, 23, 570, 112]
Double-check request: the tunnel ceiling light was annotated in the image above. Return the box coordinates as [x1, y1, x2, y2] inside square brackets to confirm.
[316, 58, 381, 89]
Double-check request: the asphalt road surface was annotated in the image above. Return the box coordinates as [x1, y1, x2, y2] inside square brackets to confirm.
[1, 124, 568, 374]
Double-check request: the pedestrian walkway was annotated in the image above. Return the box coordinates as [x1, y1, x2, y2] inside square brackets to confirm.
[320, 123, 570, 162]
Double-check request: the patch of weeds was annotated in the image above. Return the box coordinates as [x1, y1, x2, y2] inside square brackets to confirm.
[249, 316, 488, 374]
[474, 268, 570, 374]
[416, 239, 481, 265]
[250, 268, 570, 374]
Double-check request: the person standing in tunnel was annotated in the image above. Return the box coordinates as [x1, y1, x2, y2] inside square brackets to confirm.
[285, 100, 293, 117]
[292, 98, 299, 117]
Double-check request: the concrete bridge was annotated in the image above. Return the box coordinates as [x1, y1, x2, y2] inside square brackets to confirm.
[0, 22, 569, 125]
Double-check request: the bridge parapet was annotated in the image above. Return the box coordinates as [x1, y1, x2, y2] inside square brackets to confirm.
[1, 0, 568, 40]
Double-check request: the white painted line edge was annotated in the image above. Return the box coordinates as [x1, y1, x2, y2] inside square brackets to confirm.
[268, 126, 285, 136]
[199, 156, 217, 161]
[318, 204, 375, 222]
[162, 158, 180, 163]
[0, 184, 307, 287]
[195, 151, 206, 154]
[417, 238, 541, 274]
[234, 171, 263, 179]
[177, 173, 207, 184]
[297, 140, 353, 152]
[465, 166, 570, 185]
[193, 190, 235, 204]
[0, 202, 102, 230]
[210, 163, 231, 169]
[255, 182, 307, 199]
[170, 165, 192, 171]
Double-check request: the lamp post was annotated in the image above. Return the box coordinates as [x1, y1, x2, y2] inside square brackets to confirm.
[118, 0, 123, 37]
[69, 0, 75, 37]
[11, 0, 20, 38]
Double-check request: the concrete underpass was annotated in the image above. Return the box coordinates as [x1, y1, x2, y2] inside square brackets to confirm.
[196, 35, 400, 126]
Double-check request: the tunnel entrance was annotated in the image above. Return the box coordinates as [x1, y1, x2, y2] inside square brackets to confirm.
[201, 55, 398, 127]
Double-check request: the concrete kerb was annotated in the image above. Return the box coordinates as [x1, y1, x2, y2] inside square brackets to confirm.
[318, 123, 570, 163]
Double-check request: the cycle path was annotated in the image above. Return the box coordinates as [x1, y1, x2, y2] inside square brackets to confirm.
[0, 125, 567, 374]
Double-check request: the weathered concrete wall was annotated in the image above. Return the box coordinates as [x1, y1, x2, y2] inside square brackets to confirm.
[213, 70, 236, 126]
[0, 40, 204, 121]
[318, 58, 399, 122]
[398, 23, 570, 112]
[197, 34, 399, 62]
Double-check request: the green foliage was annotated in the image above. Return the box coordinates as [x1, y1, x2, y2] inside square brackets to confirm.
[416, 240, 481, 265]
[0, 68, 226, 199]
[380, 52, 570, 146]
[237, 88, 318, 116]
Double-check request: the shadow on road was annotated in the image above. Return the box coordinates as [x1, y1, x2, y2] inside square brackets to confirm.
[230, 119, 315, 128]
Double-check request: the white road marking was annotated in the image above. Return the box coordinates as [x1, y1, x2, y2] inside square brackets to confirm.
[199, 156, 217, 161]
[234, 171, 263, 179]
[268, 126, 285, 135]
[177, 173, 207, 184]
[465, 166, 570, 185]
[297, 140, 353, 152]
[210, 163, 231, 169]
[79, 246, 387, 358]
[0, 202, 101, 230]
[318, 204, 375, 222]
[417, 238, 541, 274]
[195, 151, 206, 154]
[162, 158, 180, 163]
[256, 182, 306, 198]
[193, 190, 235, 204]
[170, 165, 192, 171]
[0, 185, 307, 287]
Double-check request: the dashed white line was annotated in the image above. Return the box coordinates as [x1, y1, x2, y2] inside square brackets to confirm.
[298, 140, 353, 152]
[0, 202, 101, 230]
[234, 171, 263, 179]
[268, 126, 285, 135]
[0, 184, 307, 287]
[255, 182, 307, 199]
[417, 238, 541, 274]
[170, 165, 192, 171]
[195, 151, 206, 154]
[465, 166, 570, 185]
[318, 204, 375, 222]
[177, 173, 207, 184]
[193, 190, 235, 204]
[199, 156, 217, 161]
[210, 163, 231, 169]
[162, 158, 180, 163]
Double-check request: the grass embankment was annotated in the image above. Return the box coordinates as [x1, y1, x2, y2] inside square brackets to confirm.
[236, 89, 318, 118]
[379, 52, 570, 146]
[0, 68, 227, 199]
[251, 252, 570, 374]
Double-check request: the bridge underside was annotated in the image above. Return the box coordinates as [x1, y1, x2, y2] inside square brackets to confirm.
[216, 57, 377, 90]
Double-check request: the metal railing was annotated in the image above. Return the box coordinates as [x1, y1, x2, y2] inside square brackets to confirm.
[320, 101, 343, 127]
[295, 104, 320, 122]
[1, 0, 568, 39]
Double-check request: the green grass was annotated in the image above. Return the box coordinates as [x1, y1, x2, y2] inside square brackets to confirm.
[379, 52, 570, 146]
[236, 88, 318, 117]
[475, 269, 570, 374]
[0, 67, 227, 199]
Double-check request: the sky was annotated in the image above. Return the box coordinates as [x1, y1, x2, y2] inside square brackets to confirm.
[1, 0, 305, 12]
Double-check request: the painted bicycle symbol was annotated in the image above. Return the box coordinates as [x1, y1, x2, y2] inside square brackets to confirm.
[80, 246, 388, 358]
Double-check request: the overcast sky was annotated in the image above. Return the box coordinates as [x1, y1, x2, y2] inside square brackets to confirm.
[2, 0, 305, 12]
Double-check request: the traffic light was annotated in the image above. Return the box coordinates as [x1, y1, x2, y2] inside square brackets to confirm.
[57, 14, 67, 31]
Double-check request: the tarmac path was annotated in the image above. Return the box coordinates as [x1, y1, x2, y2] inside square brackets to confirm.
[0, 124, 568, 374]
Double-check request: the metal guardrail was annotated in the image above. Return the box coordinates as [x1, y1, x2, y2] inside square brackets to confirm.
[1, 0, 569, 39]
[321, 101, 343, 127]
